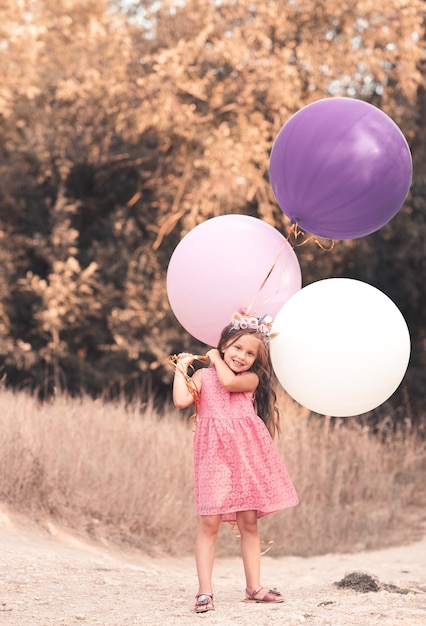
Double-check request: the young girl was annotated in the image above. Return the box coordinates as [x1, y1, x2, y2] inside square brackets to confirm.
[172, 311, 299, 613]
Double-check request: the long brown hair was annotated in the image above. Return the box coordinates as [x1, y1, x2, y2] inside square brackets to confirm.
[217, 325, 281, 438]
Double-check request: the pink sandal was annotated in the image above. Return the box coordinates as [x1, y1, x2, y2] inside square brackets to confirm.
[194, 593, 214, 613]
[244, 586, 284, 603]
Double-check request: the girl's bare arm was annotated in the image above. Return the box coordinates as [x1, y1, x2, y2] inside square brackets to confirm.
[172, 353, 202, 408]
[207, 349, 258, 394]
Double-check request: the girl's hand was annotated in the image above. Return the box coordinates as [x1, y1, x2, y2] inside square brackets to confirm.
[206, 347, 258, 394]
[206, 348, 221, 365]
[177, 352, 195, 368]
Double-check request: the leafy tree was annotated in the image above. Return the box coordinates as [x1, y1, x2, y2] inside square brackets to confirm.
[0, 0, 424, 421]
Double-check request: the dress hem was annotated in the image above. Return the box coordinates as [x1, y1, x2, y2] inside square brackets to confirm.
[196, 499, 299, 521]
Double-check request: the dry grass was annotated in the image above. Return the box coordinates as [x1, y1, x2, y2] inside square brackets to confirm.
[0, 386, 424, 558]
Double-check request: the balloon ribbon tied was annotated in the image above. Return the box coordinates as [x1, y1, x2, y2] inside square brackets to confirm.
[168, 355, 210, 427]
[287, 222, 335, 251]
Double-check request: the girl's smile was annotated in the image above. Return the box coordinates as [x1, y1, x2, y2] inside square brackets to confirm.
[222, 334, 260, 373]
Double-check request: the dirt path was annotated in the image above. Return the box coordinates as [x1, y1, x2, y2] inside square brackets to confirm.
[1, 512, 425, 626]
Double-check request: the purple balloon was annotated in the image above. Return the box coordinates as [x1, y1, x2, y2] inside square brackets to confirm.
[269, 98, 412, 240]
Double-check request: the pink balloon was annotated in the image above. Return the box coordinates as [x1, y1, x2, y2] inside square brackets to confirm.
[167, 215, 302, 345]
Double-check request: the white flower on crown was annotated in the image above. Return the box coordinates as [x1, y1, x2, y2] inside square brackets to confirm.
[230, 310, 273, 337]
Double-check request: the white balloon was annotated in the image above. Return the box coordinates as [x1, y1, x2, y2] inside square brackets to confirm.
[270, 278, 411, 417]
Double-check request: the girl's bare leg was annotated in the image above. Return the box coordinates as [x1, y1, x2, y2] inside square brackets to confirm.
[236, 510, 284, 602]
[236, 510, 261, 592]
[195, 514, 222, 594]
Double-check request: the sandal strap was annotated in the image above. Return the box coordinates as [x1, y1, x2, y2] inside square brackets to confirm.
[246, 586, 282, 601]
[195, 593, 213, 606]
[246, 586, 263, 600]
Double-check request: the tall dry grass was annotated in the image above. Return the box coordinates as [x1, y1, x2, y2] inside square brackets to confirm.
[0, 386, 424, 557]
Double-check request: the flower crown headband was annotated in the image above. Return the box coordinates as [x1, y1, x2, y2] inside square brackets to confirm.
[230, 309, 275, 339]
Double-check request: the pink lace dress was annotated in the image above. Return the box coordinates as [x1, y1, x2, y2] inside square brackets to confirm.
[193, 367, 299, 522]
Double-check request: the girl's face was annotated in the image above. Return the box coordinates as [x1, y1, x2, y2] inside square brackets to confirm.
[221, 334, 260, 373]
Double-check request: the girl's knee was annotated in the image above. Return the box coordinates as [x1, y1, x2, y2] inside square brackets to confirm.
[198, 515, 221, 536]
[236, 511, 258, 535]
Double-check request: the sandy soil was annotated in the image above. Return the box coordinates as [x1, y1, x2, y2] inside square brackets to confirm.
[0, 511, 425, 626]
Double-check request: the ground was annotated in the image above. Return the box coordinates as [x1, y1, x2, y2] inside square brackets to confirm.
[0, 511, 425, 626]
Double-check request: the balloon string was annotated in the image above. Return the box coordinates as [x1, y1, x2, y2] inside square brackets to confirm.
[287, 222, 335, 251]
[230, 522, 274, 555]
[245, 240, 289, 314]
[258, 240, 289, 291]
[168, 354, 210, 427]
[245, 224, 334, 315]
